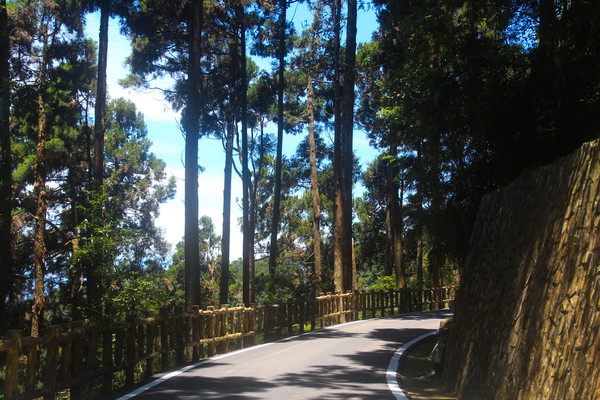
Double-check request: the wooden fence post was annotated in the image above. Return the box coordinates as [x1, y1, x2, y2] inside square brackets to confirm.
[174, 309, 184, 365]
[43, 325, 61, 400]
[207, 306, 216, 357]
[101, 317, 114, 398]
[249, 304, 257, 347]
[160, 308, 170, 371]
[24, 337, 39, 392]
[220, 305, 229, 354]
[145, 311, 157, 378]
[125, 315, 137, 386]
[70, 321, 84, 400]
[190, 306, 200, 362]
[4, 330, 22, 399]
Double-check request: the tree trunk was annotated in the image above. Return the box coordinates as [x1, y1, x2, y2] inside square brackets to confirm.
[220, 111, 234, 306]
[87, 0, 109, 313]
[184, 0, 203, 310]
[248, 124, 267, 305]
[332, 0, 344, 293]
[32, 34, 49, 336]
[93, 0, 108, 191]
[219, 7, 240, 306]
[0, 0, 13, 328]
[239, 4, 253, 305]
[387, 141, 405, 289]
[306, 77, 323, 291]
[384, 205, 393, 277]
[68, 168, 83, 321]
[335, 0, 357, 293]
[268, 0, 287, 278]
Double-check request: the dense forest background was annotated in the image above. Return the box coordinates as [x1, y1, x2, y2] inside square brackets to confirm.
[0, 0, 598, 336]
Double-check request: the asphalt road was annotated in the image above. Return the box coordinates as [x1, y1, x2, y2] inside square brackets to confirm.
[119, 309, 452, 400]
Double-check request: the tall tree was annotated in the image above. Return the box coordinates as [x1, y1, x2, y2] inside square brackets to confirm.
[86, 0, 109, 313]
[267, 0, 287, 277]
[0, 0, 13, 328]
[219, 24, 236, 305]
[183, 0, 203, 310]
[123, 0, 210, 310]
[236, 2, 253, 305]
[333, 0, 357, 293]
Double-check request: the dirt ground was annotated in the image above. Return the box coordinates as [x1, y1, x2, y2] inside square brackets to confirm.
[397, 336, 457, 400]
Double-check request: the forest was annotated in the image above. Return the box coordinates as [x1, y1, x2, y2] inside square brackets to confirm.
[0, 0, 598, 337]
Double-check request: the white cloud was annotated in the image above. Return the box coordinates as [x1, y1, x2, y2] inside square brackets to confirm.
[156, 166, 244, 261]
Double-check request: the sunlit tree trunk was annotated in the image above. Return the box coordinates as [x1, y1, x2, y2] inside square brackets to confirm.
[307, 77, 323, 291]
[32, 28, 50, 337]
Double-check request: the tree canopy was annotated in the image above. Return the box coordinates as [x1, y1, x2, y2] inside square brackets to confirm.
[0, 0, 597, 334]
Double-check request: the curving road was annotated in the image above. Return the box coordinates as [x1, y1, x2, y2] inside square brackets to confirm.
[119, 309, 452, 400]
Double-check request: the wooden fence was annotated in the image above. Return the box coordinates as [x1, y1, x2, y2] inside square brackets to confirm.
[0, 286, 455, 400]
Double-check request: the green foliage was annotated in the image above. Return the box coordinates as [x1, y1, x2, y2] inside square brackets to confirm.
[371, 275, 396, 292]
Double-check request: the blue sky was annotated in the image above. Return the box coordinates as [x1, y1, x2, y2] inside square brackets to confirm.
[85, 3, 380, 260]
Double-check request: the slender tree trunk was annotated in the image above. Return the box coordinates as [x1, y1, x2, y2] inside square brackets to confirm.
[429, 130, 444, 306]
[384, 202, 393, 277]
[93, 0, 108, 191]
[387, 141, 405, 289]
[220, 114, 234, 306]
[87, 0, 109, 313]
[184, 0, 203, 310]
[336, 0, 357, 292]
[0, 0, 13, 327]
[219, 8, 240, 306]
[416, 145, 424, 296]
[32, 32, 49, 336]
[268, 0, 287, 277]
[248, 125, 266, 304]
[332, 0, 343, 293]
[239, 5, 253, 305]
[306, 77, 323, 291]
[68, 168, 83, 321]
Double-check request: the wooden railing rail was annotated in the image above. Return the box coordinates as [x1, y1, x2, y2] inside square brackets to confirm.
[0, 286, 455, 399]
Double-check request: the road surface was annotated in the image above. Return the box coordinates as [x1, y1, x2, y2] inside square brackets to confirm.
[119, 309, 452, 400]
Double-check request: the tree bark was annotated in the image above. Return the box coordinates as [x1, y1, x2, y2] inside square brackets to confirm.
[334, 0, 357, 293]
[268, 0, 287, 278]
[87, 0, 110, 313]
[93, 0, 108, 191]
[219, 4, 240, 306]
[307, 77, 323, 290]
[32, 29, 50, 336]
[184, 0, 203, 310]
[220, 106, 234, 306]
[332, 0, 343, 293]
[416, 145, 424, 294]
[239, 4, 253, 305]
[0, 0, 13, 327]
[387, 141, 405, 289]
[68, 168, 83, 321]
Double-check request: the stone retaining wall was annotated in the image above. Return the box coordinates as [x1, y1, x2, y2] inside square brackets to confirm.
[442, 139, 600, 400]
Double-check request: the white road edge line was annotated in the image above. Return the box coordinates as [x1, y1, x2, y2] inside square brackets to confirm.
[386, 330, 439, 400]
